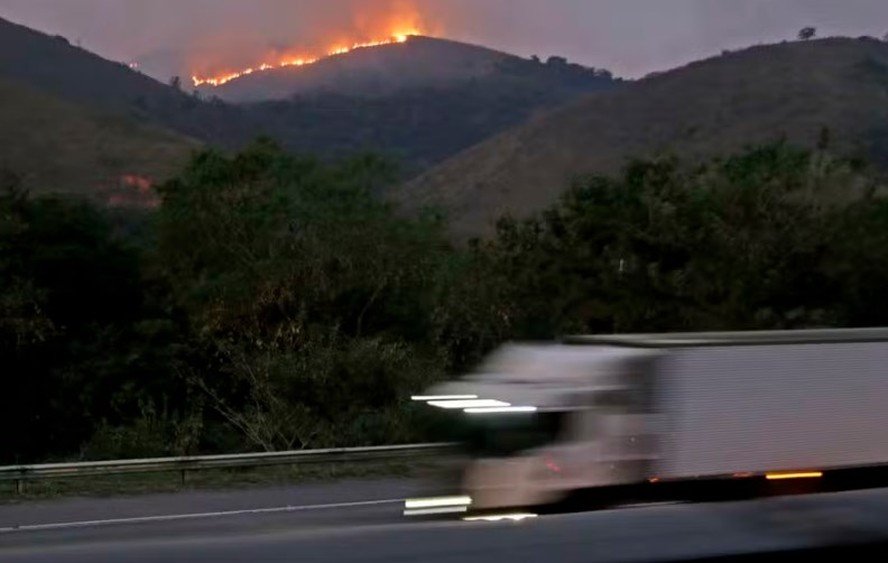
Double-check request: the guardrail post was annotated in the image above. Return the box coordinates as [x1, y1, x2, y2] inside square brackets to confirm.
[15, 478, 23, 495]
[180, 469, 187, 486]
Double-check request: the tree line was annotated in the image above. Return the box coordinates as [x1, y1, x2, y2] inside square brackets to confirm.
[2, 139, 887, 463]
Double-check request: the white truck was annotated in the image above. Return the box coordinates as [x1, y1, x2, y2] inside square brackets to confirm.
[409, 328, 888, 516]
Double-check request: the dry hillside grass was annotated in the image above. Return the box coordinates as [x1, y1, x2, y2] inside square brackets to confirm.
[0, 78, 198, 200]
[398, 38, 888, 238]
[208, 36, 515, 102]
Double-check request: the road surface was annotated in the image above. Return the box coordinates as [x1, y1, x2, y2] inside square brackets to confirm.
[2, 479, 888, 562]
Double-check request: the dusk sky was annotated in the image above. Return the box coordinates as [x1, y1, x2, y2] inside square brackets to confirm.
[1, 0, 886, 79]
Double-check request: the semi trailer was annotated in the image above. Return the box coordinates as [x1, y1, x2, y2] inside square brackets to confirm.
[408, 328, 888, 516]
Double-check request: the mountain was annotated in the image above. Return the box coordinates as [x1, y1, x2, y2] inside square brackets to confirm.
[197, 35, 620, 172]
[215, 36, 619, 172]
[0, 17, 198, 117]
[201, 36, 615, 103]
[397, 37, 888, 239]
[241, 51, 618, 172]
[0, 76, 197, 203]
[0, 17, 198, 204]
[0, 16, 621, 181]
[0, 15, 241, 144]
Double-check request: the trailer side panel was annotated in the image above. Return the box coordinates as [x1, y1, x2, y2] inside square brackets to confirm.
[656, 342, 888, 478]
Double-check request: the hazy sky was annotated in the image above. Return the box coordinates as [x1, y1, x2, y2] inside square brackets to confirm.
[1, 0, 887, 79]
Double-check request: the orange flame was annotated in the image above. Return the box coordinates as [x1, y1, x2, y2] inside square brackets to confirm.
[108, 174, 159, 209]
[120, 174, 153, 193]
[191, 29, 422, 88]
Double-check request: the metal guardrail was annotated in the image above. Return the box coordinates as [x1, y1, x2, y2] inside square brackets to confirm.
[0, 443, 453, 494]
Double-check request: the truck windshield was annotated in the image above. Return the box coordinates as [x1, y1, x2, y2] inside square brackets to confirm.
[457, 412, 567, 457]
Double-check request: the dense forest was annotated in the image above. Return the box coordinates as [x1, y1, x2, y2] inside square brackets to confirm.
[3, 138, 888, 464]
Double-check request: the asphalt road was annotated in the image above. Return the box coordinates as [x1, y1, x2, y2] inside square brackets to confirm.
[2, 479, 888, 562]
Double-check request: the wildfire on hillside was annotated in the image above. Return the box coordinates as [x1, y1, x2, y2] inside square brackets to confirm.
[191, 23, 426, 88]
[106, 174, 159, 209]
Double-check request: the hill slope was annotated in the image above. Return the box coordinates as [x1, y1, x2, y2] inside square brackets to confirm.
[0, 17, 196, 116]
[0, 77, 197, 202]
[0, 16, 620, 179]
[242, 53, 617, 172]
[398, 38, 888, 238]
[0, 16, 237, 161]
[203, 36, 613, 102]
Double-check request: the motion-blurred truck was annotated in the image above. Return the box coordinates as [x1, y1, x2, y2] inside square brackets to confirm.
[408, 329, 888, 516]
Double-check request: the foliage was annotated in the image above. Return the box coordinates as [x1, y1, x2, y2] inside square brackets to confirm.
[0, 176, 193, 463]
[154, 140, 451, 451]
[8, 140, 888, 463]
[799, 27, 817, 41]
[481, 143, 888, 338]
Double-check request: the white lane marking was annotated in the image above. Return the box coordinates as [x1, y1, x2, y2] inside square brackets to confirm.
[403, 506, 469, 516]
[0, 498, 404, 534]
[463, 513, 538, 522]
[616, 501, 688, 509]
[404, 496, 472, 509]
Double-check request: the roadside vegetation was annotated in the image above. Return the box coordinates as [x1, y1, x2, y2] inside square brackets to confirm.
[2, 137, 887, 464]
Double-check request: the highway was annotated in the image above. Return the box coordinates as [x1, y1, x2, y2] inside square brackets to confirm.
[2, 479, 888, 562]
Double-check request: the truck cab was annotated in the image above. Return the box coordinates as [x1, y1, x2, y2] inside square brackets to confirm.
[415, 343, 661, 512]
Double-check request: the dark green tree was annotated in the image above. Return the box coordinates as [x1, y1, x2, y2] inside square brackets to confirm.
[482, 142, 886, 338]
[155, 140, 451, 450]
[0, 183, 194, 463]
[799, 27, 817, 40]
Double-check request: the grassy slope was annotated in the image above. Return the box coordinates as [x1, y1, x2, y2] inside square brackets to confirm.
[398, 38, 888, 239]
[0, 77, 198, 199]
[207, 36, 517, 102]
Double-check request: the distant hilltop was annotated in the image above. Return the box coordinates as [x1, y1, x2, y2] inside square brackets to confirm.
[397, 37, 888, 238]
[0, 16, 618, 196]
[196, 35, 616, 103]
